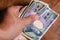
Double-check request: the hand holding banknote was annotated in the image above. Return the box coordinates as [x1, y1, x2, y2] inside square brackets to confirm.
[0, 6, 35, 40]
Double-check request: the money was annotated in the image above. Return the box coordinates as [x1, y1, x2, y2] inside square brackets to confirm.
[14, 34, 28, 40]
[33, 20, 43, 30]
[18, 0, 59, 40]
[21, 1, 48, 18]
[21, 1, 58, 40]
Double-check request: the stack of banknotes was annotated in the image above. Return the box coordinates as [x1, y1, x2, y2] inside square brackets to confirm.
[14, 0, 59, 40]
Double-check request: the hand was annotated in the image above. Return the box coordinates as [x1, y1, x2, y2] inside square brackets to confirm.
[0, 6, 35, 40]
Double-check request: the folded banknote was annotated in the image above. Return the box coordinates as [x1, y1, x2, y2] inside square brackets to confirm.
[15, 0, 59, 40]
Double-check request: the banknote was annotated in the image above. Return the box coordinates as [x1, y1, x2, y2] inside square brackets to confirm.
[14, 34, 28, 40]
[20, 1, 48, 18]
[19, 1, 59, 40]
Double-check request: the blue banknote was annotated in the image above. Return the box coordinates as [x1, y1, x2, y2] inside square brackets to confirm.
[21, 2, 58, 40]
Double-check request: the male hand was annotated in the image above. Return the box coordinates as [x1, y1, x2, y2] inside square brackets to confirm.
[0, 6, 35, 40]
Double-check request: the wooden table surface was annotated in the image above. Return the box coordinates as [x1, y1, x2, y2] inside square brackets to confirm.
[40, 0, 60, 40]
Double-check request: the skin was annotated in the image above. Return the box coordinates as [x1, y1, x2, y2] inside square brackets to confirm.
[0, 6, 36, 40]
[0, 0, 35, 40]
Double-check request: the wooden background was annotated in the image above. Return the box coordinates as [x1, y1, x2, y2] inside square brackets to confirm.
[40, 0, 60, 40]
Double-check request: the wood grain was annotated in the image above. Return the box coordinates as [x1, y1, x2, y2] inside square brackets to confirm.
[0, 0, 31, 10]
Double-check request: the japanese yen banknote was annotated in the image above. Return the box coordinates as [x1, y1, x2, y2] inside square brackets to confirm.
[16, 0, 59, 40]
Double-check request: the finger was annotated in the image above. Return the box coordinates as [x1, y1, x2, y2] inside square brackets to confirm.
[12, 6, 23, 17]
[7, 6, 23, 17]
[20, 15, 36, 28]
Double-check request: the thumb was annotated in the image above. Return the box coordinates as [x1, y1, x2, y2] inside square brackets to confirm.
[7, 6, 23, 17]
[20, 15, 35, 28]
